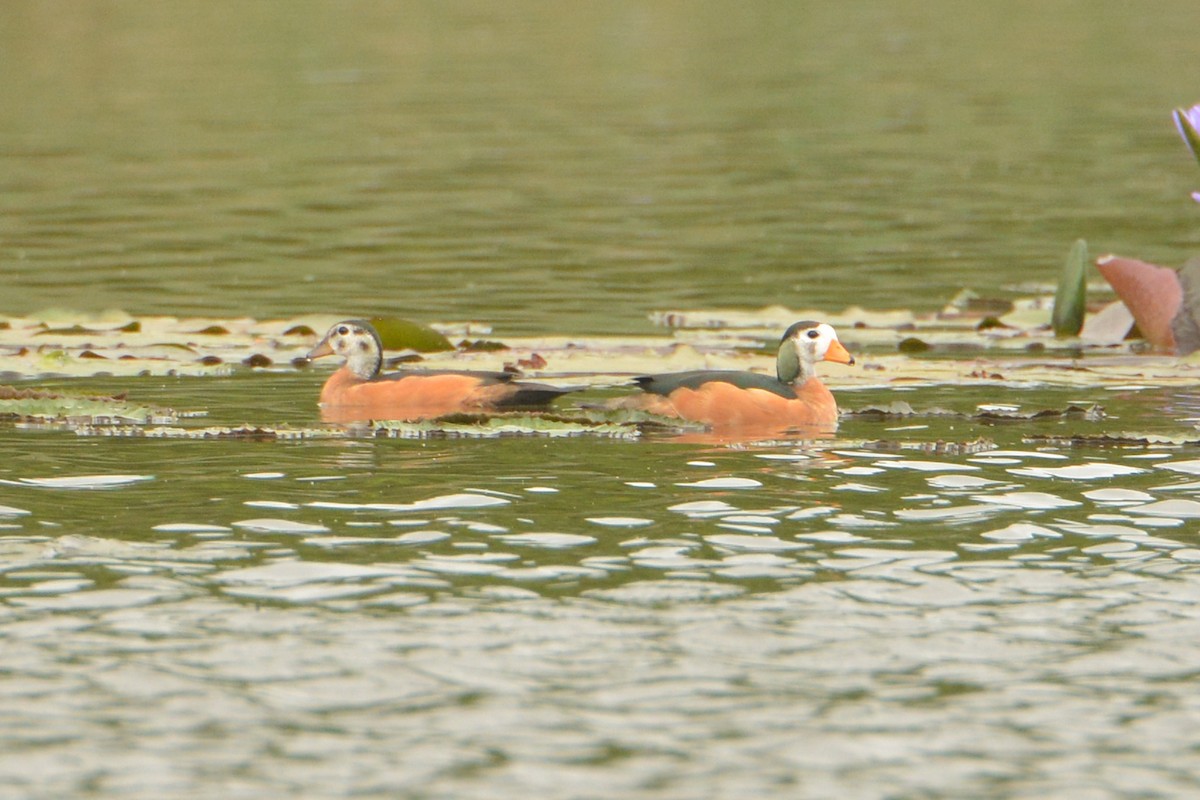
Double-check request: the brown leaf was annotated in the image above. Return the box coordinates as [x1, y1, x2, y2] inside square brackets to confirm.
[519, 353, 548, 370]
[1095, 255, 1181, 351]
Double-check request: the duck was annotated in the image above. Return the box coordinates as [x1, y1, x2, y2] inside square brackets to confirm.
[620, 321, 855, 432]
[306, 319, 571, 422]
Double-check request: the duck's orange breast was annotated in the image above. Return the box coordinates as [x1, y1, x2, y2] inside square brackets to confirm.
[318, 367, 505, 422]
[661, 378, 838, 432]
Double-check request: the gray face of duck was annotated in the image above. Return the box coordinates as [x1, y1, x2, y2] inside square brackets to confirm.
[307, 320, 384, 380]
[775, 321, 855, 385]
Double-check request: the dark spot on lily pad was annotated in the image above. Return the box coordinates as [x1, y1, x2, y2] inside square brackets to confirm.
[35, 325, 95, 336]
[243, 354, 272, 368]
[283, 325, 317, 337]
[898, 337, 930, 353]
[198, 355, 223, 366]
[976, 317, 1007, 331]
[459, 339, 510, 353]
[116, 321, 141, 333]
[78, 350, 107, 360]
[194, 325, 229, 335]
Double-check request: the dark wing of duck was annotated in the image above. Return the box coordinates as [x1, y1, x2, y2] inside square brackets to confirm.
[634, 370, 796, 400]
[377, 368, 573, 408]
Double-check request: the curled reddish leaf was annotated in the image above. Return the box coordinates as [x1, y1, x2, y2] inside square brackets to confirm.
[1094, 255, 1181, 351]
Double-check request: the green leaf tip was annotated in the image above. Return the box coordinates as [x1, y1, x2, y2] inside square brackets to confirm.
[1052, 238, 1088, 337]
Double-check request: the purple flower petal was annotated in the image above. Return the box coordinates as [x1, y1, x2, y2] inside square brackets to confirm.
[1182, 104, 1200, 131]
[1175, 104, 1200, 170]
[1175, 105, 1200, 141]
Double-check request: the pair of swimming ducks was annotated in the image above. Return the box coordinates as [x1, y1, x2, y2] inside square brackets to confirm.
[307, 319, 855, 432]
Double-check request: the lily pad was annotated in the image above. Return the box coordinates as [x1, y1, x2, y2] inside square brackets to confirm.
[0, 386, 169, 425]
[368, 317, 453, 353]
[369, 413, 642, 439]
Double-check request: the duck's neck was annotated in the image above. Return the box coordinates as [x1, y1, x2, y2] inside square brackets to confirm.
[776, 340, 815, 385]
[344, 348, 382, 381]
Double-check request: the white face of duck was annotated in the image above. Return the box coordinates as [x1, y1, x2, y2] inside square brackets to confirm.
[308, 320, 383, 379]
[777, 321, 854, 384]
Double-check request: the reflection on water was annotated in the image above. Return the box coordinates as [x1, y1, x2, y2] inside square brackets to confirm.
[3, 375, 1200, 796]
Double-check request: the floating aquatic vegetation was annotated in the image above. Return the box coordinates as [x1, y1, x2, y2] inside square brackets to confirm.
[0, 295, 1197, 454]
[365, 317, 453, 352]
[1023, 432, 1200, 448]
[843, 400, 1105, 423]
[855, 438, 997, 457]
[70, 413, 647, 440]
[0, 385, 175, 425]
[74, 424, 332, 440]
[368, 413, 644, 439]
[1, 302, 1198, 398]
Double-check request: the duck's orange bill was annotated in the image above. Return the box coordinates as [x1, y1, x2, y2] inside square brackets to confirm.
[823, 339, 855, 365]
[306, 339, 335, 360]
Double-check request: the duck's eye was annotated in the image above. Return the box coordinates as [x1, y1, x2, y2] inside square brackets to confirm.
[336, 326, 349, 336]
[806, 329, 820, 339]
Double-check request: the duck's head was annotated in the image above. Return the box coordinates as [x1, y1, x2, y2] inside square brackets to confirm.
[307, 320, 383, 380]
[776, 321, 855, 384]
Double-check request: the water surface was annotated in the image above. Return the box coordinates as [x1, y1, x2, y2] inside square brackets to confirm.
[3, 2, 1200, 333]
[3, 3, 1200, 798]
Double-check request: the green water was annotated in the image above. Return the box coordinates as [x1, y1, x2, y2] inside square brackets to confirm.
[4, 2, 1200, 334]
[4, 3, 1200, 798]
